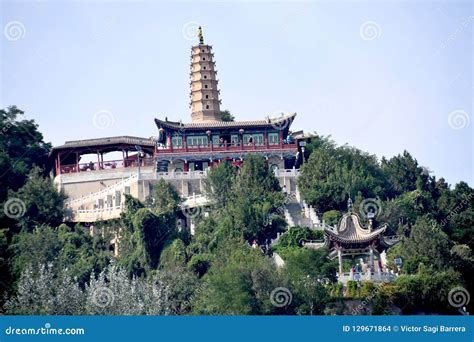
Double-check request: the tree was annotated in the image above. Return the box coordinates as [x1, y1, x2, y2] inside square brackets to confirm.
[85, 263, 171, 315]
[9, 224, 110, 287]
[6, 167, 66, 232]
[146, 179, 181, 216]
[381, 151, 422, 197]
[229, 155, 285, 242]
[193, 240, 286, 315]
[220, 110, 235, 122]
[203, 162, 236, 208]
[389, 216, 451, 273]
[4, 264, 84, 315]
[0, 106, 51, 210]
[299, 142, 389, 213]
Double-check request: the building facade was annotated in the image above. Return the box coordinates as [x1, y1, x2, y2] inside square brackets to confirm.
[49, 27, 308, 221]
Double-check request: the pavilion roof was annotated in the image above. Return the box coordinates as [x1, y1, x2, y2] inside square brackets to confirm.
[50, 136, 156, 156]
[154, 112, 297, 131]
[324, 212, 387, 244]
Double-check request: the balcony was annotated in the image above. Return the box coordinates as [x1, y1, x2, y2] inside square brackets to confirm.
[59, 158, 155, 174]
[155, 142, 298, 156]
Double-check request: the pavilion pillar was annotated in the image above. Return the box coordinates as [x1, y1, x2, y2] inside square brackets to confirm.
[56, 154, 60, 175]
[280, 130, 284, 148]
[184, 161, 189, 172]
[337, 247, 343, 275]
[76, 152, 79, 172]
[97, 152, 100, 170]
[369, 246, 374, 271]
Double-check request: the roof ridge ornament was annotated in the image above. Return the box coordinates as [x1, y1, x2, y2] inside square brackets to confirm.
[347, 196, 353, 213]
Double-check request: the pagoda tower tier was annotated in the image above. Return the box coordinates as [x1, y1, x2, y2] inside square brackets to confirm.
[190, 27, 222, 123]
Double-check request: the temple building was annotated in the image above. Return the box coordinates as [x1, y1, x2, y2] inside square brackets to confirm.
[50, 27, 308, 223]
[323, 199, 400, 283]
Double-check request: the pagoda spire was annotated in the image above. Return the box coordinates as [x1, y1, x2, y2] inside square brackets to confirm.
[198, 26, 204, 45]
[189, 28, 222, 122]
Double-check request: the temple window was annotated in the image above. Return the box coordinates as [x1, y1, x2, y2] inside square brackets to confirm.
[206, 105, 210, 109]
[268, 132, 280, 145]
[243, 133, 264, 145]
[186, 135, 208, 147]
[231, 134, 239, 146]
[204, 75, 207, 79]
[205, 95, 209, 99]
[172, 136, 183, 148]
[204, 85, 208, 88]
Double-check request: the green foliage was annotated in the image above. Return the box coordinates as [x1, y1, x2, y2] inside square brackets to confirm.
[5, 167, 66, 232]
[188, 254, 212, 277]
[389, 216, 451, 273]
[119, 187, 179, 275]
[0, 106, 51, 208]
[4, 264, 84, 315]
[322, 210, 341, 226]
[275, 226, 323, 249]
[278, 247, 335, 314]
[146, 179, 181, 215]
[132, 208, 172, 269]
[345, 280, 359, 298]
[9, 225, 110, 287]
[381, 151, 423, 197]
[203, 162, 236, 208]
[393, 268, 463, 314]
[159, 239, 187, 270]
[220, 110, 235, 122]
[229, 155, 285, 242]
[298, 145, 387, 212]
[193, 241, 287, 315]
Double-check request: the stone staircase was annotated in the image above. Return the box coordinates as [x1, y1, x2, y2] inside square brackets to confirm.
[284, 187, 322, 229]
[285, 199, 314, 228]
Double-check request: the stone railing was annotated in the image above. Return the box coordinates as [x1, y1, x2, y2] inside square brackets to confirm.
[338, 271, 398, 284]
[66, 174, 138, 207]
[274, 168, 301, 178]
[181, 193, 209, 208]
[283, 208, 295, 227]
[69, 205, 124, 222]
[140, 170, 208, 181]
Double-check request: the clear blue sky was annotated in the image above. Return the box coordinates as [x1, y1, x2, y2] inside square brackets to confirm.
[1, 0, 472, 186]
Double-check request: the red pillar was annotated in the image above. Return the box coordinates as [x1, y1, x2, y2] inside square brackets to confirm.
[56, 154, 60, 175]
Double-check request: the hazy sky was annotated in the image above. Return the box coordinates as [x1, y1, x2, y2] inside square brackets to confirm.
[1, 0, 472, 186]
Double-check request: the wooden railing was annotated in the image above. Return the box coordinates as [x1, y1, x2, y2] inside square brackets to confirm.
[60, 158, 154, 174]
[156, 142, 298, 154]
